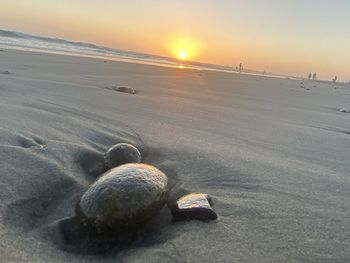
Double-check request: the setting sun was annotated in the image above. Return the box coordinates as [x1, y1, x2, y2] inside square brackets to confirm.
[179, 51, 188, 60]
[168, 37, 199, 61]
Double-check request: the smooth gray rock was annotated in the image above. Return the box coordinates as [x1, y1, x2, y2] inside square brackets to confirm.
[115, 86, 136, 94]
[170, 193, 217, 221]
[104, 143, 141, 169]
[339, 108, 349, 113]
[105, 85, 136, 94]
[78, 163, 168, 231]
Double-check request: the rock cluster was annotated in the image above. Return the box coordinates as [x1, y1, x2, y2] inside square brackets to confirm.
[71, 143, 217, 237]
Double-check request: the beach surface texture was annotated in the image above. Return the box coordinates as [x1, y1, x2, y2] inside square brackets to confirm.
[0, 49, 349, 262]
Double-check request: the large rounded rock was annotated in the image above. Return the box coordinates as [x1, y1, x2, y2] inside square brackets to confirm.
[78, 163, 168, 231]
[104, 143, 141, 169]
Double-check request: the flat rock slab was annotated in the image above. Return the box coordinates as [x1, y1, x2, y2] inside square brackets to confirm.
[105, 86, 136, 94]
[171, 193, 217, 221]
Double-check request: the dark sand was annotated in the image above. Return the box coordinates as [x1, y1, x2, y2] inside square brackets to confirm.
[0, 49, 349, 262]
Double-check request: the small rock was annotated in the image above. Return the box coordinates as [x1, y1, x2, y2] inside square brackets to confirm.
[339, 108, 350, 113]
[170, 193, 217, 221]
[77, 163, 168, 232]
[116, 86, 136, 94]
[1, 70, 11, 75]
[104, 143, 141, 169]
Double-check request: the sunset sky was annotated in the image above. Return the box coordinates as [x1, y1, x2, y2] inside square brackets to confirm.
[1, 1, 349, 80]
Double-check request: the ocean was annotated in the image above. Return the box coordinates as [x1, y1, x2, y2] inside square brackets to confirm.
[0, 29, 290, 78]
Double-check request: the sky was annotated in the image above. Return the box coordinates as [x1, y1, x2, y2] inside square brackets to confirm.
[0, 0, 349, 80]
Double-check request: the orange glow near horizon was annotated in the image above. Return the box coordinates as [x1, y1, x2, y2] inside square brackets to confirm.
[1, 1, 350, 79]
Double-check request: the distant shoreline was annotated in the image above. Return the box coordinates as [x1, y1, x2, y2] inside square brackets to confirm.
[0, 28, 297, 80]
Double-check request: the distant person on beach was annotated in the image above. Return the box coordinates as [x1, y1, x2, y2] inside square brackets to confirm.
[308, 73, 312, 80]
[239, 63, 243, 73]
[332, 76, 337, 83]
[312, 73, 317, 80]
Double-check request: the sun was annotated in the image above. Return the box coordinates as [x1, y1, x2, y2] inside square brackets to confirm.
[179, 51, 188, 60]
[168, 37, 199, 61]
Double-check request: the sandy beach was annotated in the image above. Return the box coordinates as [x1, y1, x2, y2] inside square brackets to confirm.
[0, 49, 349, 262]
